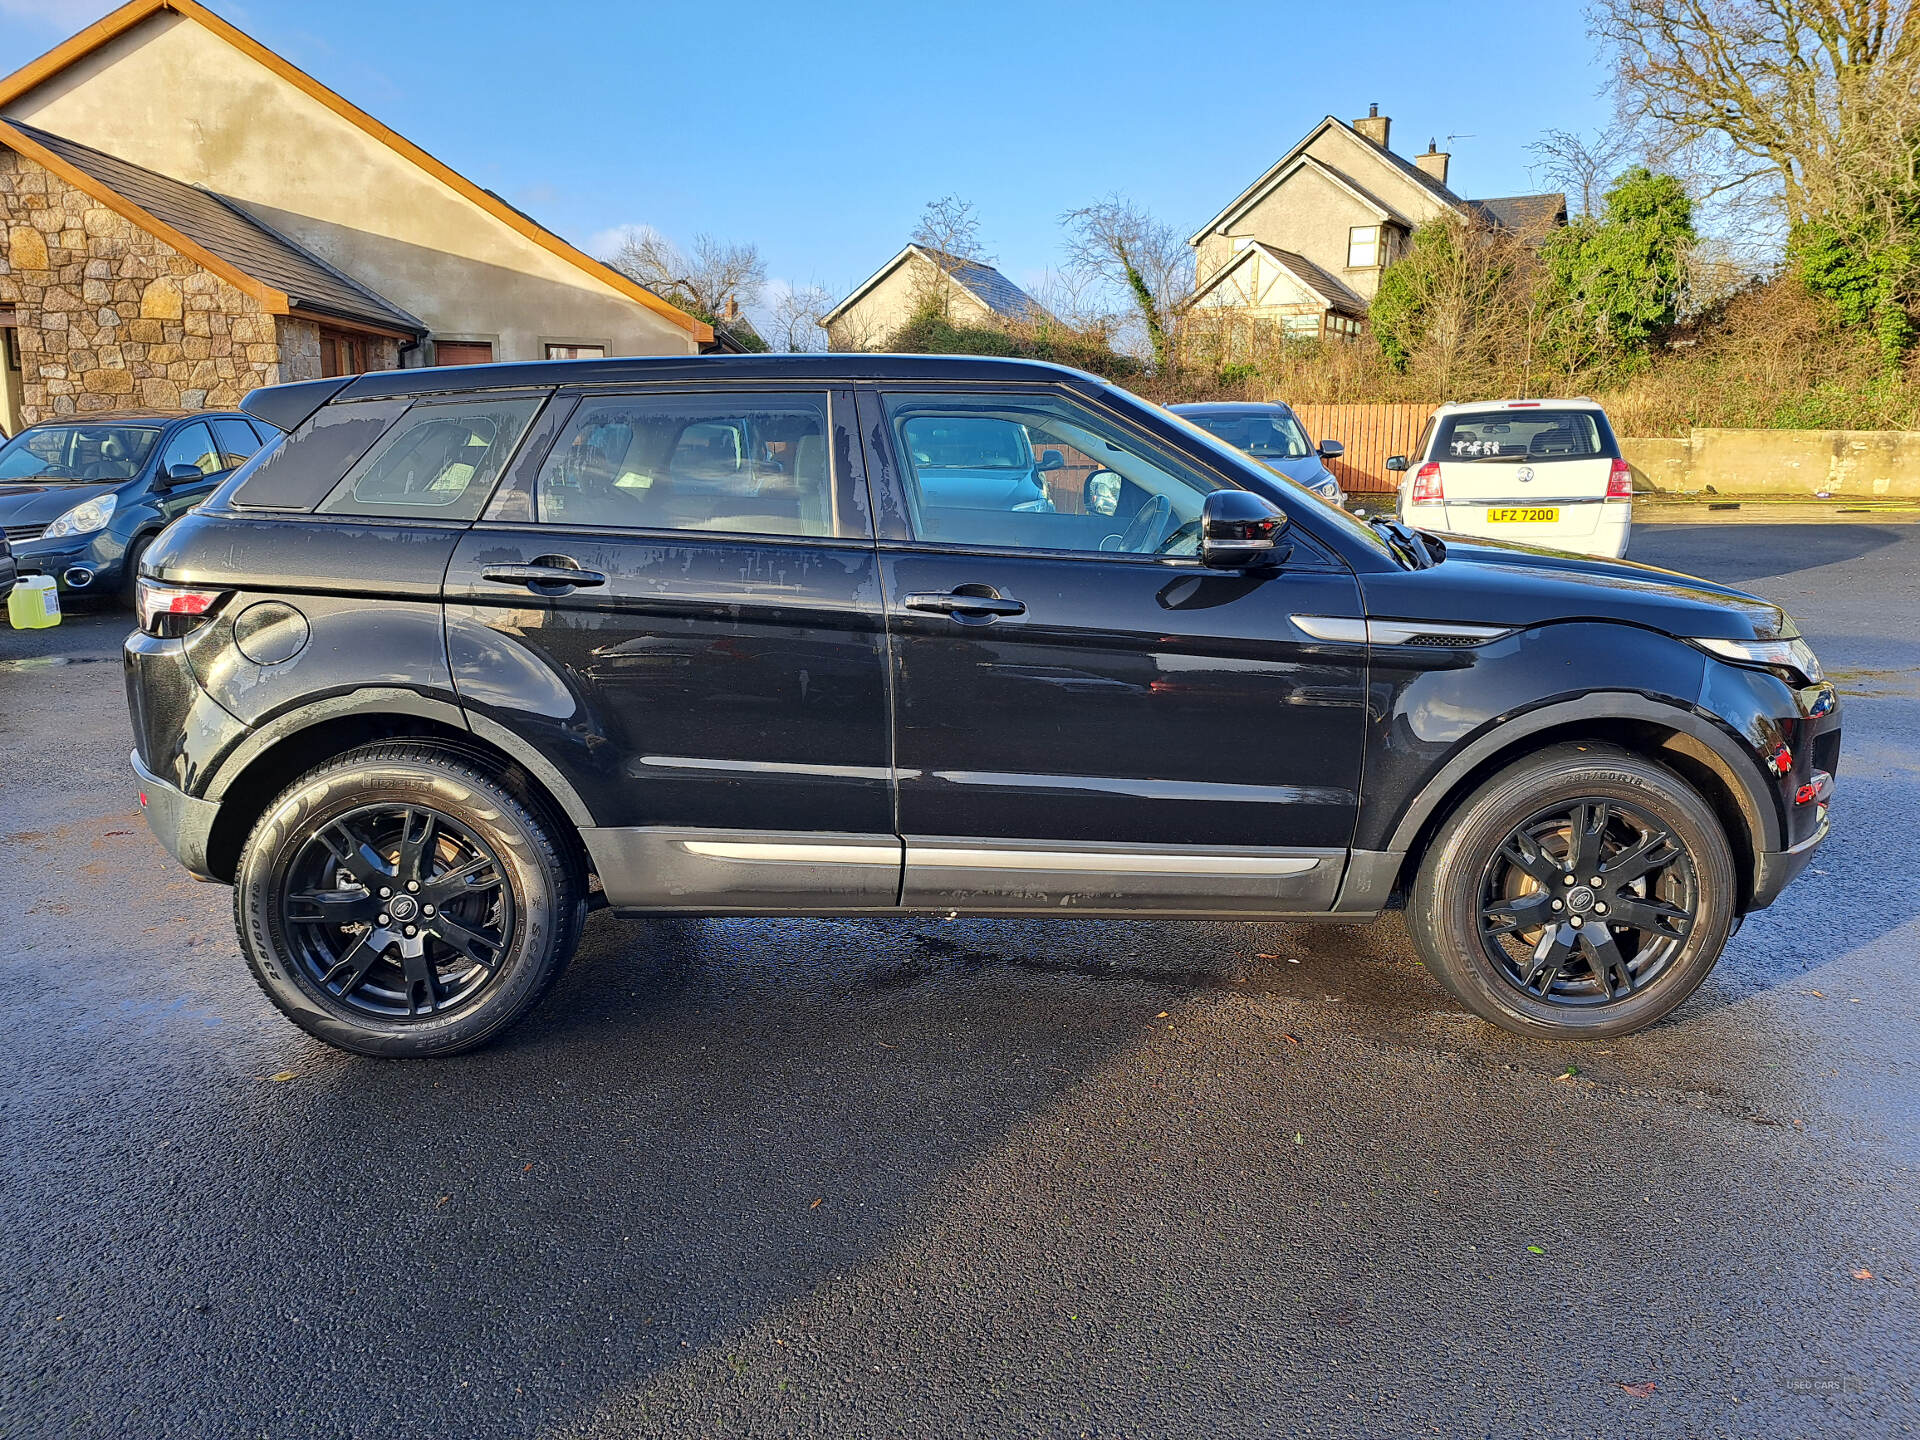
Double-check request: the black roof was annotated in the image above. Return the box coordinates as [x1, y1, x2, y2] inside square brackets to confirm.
[245, 354, 1111, 434]
[1468, 193, 1570, 231]
[11, 123, 427, 337]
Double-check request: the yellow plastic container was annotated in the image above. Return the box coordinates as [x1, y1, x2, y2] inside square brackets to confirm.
[7, 574, 61, 629]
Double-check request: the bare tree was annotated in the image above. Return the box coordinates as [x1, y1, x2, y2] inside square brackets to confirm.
[1061, 196, 1192, 373]
[909, 196, 990, 316]
[767, 282, 835, 352]
[1589, 0, 1920, 225]
[1528, 122, 1641, 216]
[606, 228, 768, 323]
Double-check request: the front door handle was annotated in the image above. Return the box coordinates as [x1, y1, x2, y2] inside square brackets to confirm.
[481, 560, 608, 593]
[903, 590, 1026, 618]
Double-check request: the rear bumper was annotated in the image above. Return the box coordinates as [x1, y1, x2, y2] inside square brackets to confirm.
[1403, 499, 1632, 558]
[132, 747, 221, 881]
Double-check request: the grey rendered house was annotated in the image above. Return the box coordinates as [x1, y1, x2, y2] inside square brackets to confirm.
[822, 245, 1051, 351]
[1186, 106, 1566, 343]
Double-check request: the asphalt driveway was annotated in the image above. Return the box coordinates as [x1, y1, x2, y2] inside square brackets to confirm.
[2, 523, 1914, 1438]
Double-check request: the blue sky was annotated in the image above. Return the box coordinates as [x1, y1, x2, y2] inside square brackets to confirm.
[1, 0, 1614, 315]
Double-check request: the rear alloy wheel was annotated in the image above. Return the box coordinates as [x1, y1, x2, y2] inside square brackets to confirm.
[1409, 744, 1736, 1039]
[236, 744, 583, 1057]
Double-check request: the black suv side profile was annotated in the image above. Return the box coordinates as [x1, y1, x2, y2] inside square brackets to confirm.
[124, 356, 1838, 1057]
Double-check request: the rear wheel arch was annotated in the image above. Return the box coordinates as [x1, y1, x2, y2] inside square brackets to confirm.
[202, 698, 593, 884]
[1382, 695, 1779, 911]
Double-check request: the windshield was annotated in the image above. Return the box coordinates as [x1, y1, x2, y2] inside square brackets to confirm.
[0, 424, 162, 483]
[1435, 410, 1614, 463]
[1180, 409, 1314, 461]
[901, 415, 1034, 470]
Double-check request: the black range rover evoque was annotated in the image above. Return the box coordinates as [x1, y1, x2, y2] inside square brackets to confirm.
[123, 355, 1838, 1057]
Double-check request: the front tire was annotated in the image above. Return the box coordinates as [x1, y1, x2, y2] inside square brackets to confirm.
[1409, 743, 1736, 1040]
[235, 743, 584, 1057]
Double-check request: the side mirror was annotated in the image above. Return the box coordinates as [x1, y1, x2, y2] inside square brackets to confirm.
[1037, 449, 1065, 473]
[160, 463, 202, 489]
[1384, 455, 1408, 472]
[1083, 469, 1122, 517]
[1200, 489, 1288, 569]
[1317, 439, 1345, 460]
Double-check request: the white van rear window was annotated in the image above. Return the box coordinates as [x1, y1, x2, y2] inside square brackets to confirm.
[1436, 411, 1613, 462]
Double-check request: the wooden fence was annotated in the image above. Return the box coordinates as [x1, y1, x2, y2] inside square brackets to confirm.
[1288, 402, 1432, 495]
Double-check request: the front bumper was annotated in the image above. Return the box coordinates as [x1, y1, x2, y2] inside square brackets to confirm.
[132, 747, 221, 881]
[1750, 807, 1829, 911]
[13, 531, 123, 592]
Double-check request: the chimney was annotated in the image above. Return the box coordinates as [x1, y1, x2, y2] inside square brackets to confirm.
[1415, 138, 1450, 187]
[1353, 102, 1390, 150]
[723, 295, 740, 322]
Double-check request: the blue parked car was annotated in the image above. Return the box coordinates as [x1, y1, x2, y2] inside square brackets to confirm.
[0, 410, 278, 606]
[1170, 401, 1347, 509]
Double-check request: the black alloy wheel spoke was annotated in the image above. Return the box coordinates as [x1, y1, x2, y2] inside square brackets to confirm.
[1499, 831, 1564, 888]
[1481, 890, 1555, 937]
[432, 914, 501, 970]
[316, 819, 391, 890]
[1580, 925, 1635, 999]
[395, 809, 437, 888]
[1521, 926, 1577, 994]
[1609, 894, 1694, 939]
[319, 934, 383, 997]
[285, 888, 380, 925]
[1569, 800, 1611, 877]
[401, 946, 442, 1016]
[1601, 830, 1679, 887]
[420, 858, 499, 908]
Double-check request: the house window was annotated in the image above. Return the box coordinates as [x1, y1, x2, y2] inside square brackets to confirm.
[319, 328, 366, 378]
[545, 343, 606, 360]
[1325, 314, 1363, 342]
[436, 340, 495, 366]
[1347, 225, 1380, 268]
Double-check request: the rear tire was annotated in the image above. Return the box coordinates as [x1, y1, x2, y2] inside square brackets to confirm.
[235, 743, 585, 1057]
[1409, 743, 1736, 1040]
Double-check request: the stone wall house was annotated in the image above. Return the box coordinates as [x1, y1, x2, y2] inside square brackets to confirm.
[1183, 106, 1567, 345]
[0, 0, 710, 433]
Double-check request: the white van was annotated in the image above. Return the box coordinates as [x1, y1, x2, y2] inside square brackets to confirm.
[1388, 399, 1633, 558]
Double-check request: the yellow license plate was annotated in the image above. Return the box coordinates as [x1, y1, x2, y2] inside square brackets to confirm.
[1487, 507, 1559, 523]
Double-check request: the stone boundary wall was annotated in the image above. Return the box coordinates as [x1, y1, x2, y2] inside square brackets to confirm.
[0, 148, 283, 423]
[1621, 429, 1920, 497]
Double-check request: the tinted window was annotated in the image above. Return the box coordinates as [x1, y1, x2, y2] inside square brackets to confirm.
[1435, 410, 1615, 462]
[321, 397, 542, 521]
[159, 422, 221, 478]
[886, 391, 1222, 556]
[211, 418, 263, 469]
[535, 393, 839, 538]
[229, 398, 410, 511]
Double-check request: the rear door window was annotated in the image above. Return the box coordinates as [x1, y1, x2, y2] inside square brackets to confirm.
[211, 418, 263, 469]
[319, 397, 543, 521]
[532, 392, 847, 538]
[159, 422, 222, 478]
[1435, 411, 1615, 463]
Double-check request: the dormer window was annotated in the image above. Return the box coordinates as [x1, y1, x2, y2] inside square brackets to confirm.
[1347, 225, 1380, 268]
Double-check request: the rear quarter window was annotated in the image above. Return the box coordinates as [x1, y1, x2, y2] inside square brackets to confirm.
[228, 398, 411, 510]
[1436, 410, 1617, 462]
[319, 397, 544, 522]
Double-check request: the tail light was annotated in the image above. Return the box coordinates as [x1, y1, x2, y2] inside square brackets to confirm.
[137, 578, 230, 638]
[1410, 462, 1445, 505]
[1607, 458, 1634, 500]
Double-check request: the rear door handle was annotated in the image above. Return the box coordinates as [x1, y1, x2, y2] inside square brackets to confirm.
[903, 590, 1026, 617]
[481, 562, 608, 592]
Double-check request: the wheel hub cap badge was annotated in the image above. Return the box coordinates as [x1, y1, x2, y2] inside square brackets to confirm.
[1566, 886, 1596, 913]
[389, 895, 419, 922]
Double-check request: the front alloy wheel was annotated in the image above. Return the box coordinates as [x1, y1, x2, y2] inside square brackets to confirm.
[1479, 798, 1697, 1006]
[1410, 743, 1736, 1039]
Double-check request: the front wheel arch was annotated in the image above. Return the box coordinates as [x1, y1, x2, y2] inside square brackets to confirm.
[1381, 697, 1776, 912]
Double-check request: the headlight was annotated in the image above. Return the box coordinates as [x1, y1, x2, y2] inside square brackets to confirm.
[43, 492, 117, 539]
[1692, 635, 1824, 683]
